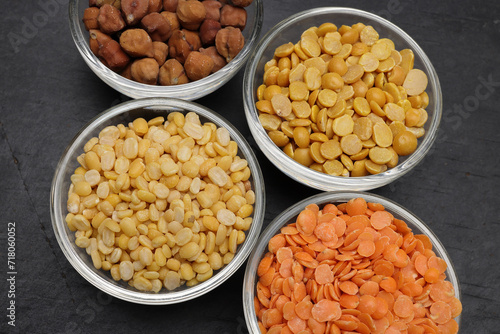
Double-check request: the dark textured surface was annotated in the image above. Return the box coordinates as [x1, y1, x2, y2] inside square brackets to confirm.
[1, 0, 499, 333]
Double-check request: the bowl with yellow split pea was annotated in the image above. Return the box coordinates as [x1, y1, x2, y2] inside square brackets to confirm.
[50, 98, 265, 304]
[243, 7, 442, 191]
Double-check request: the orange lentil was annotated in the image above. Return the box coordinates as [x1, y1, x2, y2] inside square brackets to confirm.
[254, 198, 461, 333]
[372, 296, 389, 320]
[345, 197, 368, 216]
[295, 299, 314, 320]
[359, 280, 379, 296]
[311, 299, 342, 322]
[296, 209, 318, 236]
[269, 235, 287, 254]
[339, 281, 359, 295]
[282, 301, 297, 321]
[358, 294, 377, 315]
[339, 293, 360, 309]
[437, 319, 459, 334]
[367, 201, 385, 212]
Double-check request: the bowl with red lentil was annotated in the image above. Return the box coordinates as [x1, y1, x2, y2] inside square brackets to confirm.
[69, 0, 263, 100]
[243, 191, 461, 333]
[51, 97, 265, 304]
[243, 8, 442, 191]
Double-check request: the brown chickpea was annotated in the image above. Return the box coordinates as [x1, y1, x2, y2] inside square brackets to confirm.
[122, 0, 150, 25]
[120, 29, 155, 58]
[98, 39, 131, 71]
[199, 46, 227, 72]
[131, 58, 160, 84]
[176, 0, 207, 30]
[141, 12, 172, 42]
[148, 0, 163, 13]
[184, 51, 215, 81]
[168, 29, 202, 64]
[231, 0, 253, 7]
[215, 26, 244, 62]
[203, 0, 223, 21]
[98, 4, 126, 35]
[86, 0, 250, 86]
[159, 58, 189, 85]
[163, 0, 178, 12]
[83, 7, 100, 31]
[220, 5, 247, 30]
[160, 11, 180, 31]
[152, 41, 169, 66]
[199, 19, 222, 46]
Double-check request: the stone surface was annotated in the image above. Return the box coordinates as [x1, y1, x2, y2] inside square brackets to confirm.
[1, 0, 499, 333]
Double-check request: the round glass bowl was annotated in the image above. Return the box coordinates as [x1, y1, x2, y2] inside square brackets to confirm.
[243, 7, 442, 191]
[69, 0, 263, 100]
[51, 98, 265, 304]
[243, 191, 461, 332]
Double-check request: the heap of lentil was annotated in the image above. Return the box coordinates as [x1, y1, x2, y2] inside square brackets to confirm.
[255, 198, 462, 333]
[66, 112, 255, 292]
[256, 22, 430, 177]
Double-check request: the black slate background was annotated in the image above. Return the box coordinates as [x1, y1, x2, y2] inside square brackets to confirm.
[1, 0, 500, 333]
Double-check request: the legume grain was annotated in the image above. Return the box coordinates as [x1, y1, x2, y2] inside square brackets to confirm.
[66, 113, 255, 292]
[256, 22, 430, 176]
[254, 197, 462, 333]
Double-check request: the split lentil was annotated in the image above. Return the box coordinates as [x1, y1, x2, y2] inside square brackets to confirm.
[254, 197, 461, 333]
[255, 22, 430, 176]
[66, 113, 255, 292]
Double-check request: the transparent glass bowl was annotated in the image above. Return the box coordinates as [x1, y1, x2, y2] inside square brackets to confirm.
[243, 191, 460, 332]
[69, 0, 263, 100]
[51, 98, 265, 304]
[243, 7, 442, 191]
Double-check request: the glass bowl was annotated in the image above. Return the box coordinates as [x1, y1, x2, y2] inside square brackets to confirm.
[243, 191, 461, 332]
[69, 0, 263, 100]
[51, 98, 265, 304]
[243, 7, 442, 191]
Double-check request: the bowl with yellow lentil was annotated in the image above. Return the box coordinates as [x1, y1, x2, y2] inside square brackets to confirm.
[51, 97, 265, 304]
[243, 8, 442, 191]
[243, 191, 461, 333]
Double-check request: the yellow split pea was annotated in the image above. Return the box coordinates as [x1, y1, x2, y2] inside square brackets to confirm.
[256, 22, 430, 176]
[66, 113, 256, 292]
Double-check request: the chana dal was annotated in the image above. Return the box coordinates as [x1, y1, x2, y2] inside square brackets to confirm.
[66, 112, 255, 292]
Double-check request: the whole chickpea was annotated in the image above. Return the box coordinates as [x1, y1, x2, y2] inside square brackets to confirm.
[168, 29, 201, 63]
[141, 12, 172, 42]
[184, 51, 215, 81]
[215, 26, 244, 62]
[199, 46, 226, 73]
[159, 59, 189, 85]
[121, 0, 150, 25]
[176, 0, 207, 30]
[220, 5, 247, 30]
[131, 58, 160, 84]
